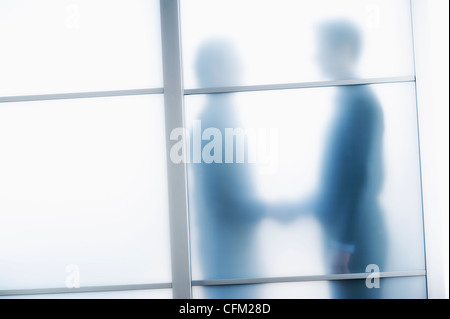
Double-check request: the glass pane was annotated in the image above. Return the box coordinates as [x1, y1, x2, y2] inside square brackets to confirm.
[0, 289, 172, 299]
[193, 276, 427, 299]
[184, 82, 425, 281]
[180, 0, 414, 89]
[0, 0, 162, 96]
[0, 95, 171, 289]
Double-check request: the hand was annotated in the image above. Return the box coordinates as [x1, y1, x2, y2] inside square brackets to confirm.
[273, 203, 304, 223]
[330, 249, 351, 274]
[269, 197, 316, 224]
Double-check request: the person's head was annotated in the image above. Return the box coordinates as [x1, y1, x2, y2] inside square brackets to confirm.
[195, 38, 243, 88]
[317, 20, 362, 79]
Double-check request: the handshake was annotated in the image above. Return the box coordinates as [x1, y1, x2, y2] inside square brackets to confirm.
[266, 196, 318, 224]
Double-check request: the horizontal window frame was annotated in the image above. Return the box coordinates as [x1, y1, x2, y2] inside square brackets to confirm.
[192, 270, 427, 287]
[0, 88, 164, 104]
[0, 270, 426, 297]
[184, 76, 416, 96]
[0, 282, 172, 297]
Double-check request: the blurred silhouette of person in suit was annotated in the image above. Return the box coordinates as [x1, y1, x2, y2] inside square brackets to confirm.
[314, 20, 387, 299]
[189, 39, 296, 299]
[189, 39, 264, 299]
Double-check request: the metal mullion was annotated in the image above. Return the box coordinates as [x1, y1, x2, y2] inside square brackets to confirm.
[409, 0, 429, 299]
[184, 76, 416, 96]
[160, 0, 192, 299]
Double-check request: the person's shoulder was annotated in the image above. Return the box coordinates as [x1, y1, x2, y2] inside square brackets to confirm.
[345, 86, 379, 110]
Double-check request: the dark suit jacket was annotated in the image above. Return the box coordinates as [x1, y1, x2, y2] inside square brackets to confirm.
[317, 85, 386, 271]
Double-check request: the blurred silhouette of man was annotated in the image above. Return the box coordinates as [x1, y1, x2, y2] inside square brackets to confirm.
[315, 20, 387, 299]
[189, 39, 265, 299]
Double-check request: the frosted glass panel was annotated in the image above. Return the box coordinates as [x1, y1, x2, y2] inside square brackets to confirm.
[0, 95, 171, 289]
[185, 82, 425, 281]
[0, 0, 162, 96]
[193, 276, 427, 299]
[181, 0, 414, 88]
[0, 289, 172, 299]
